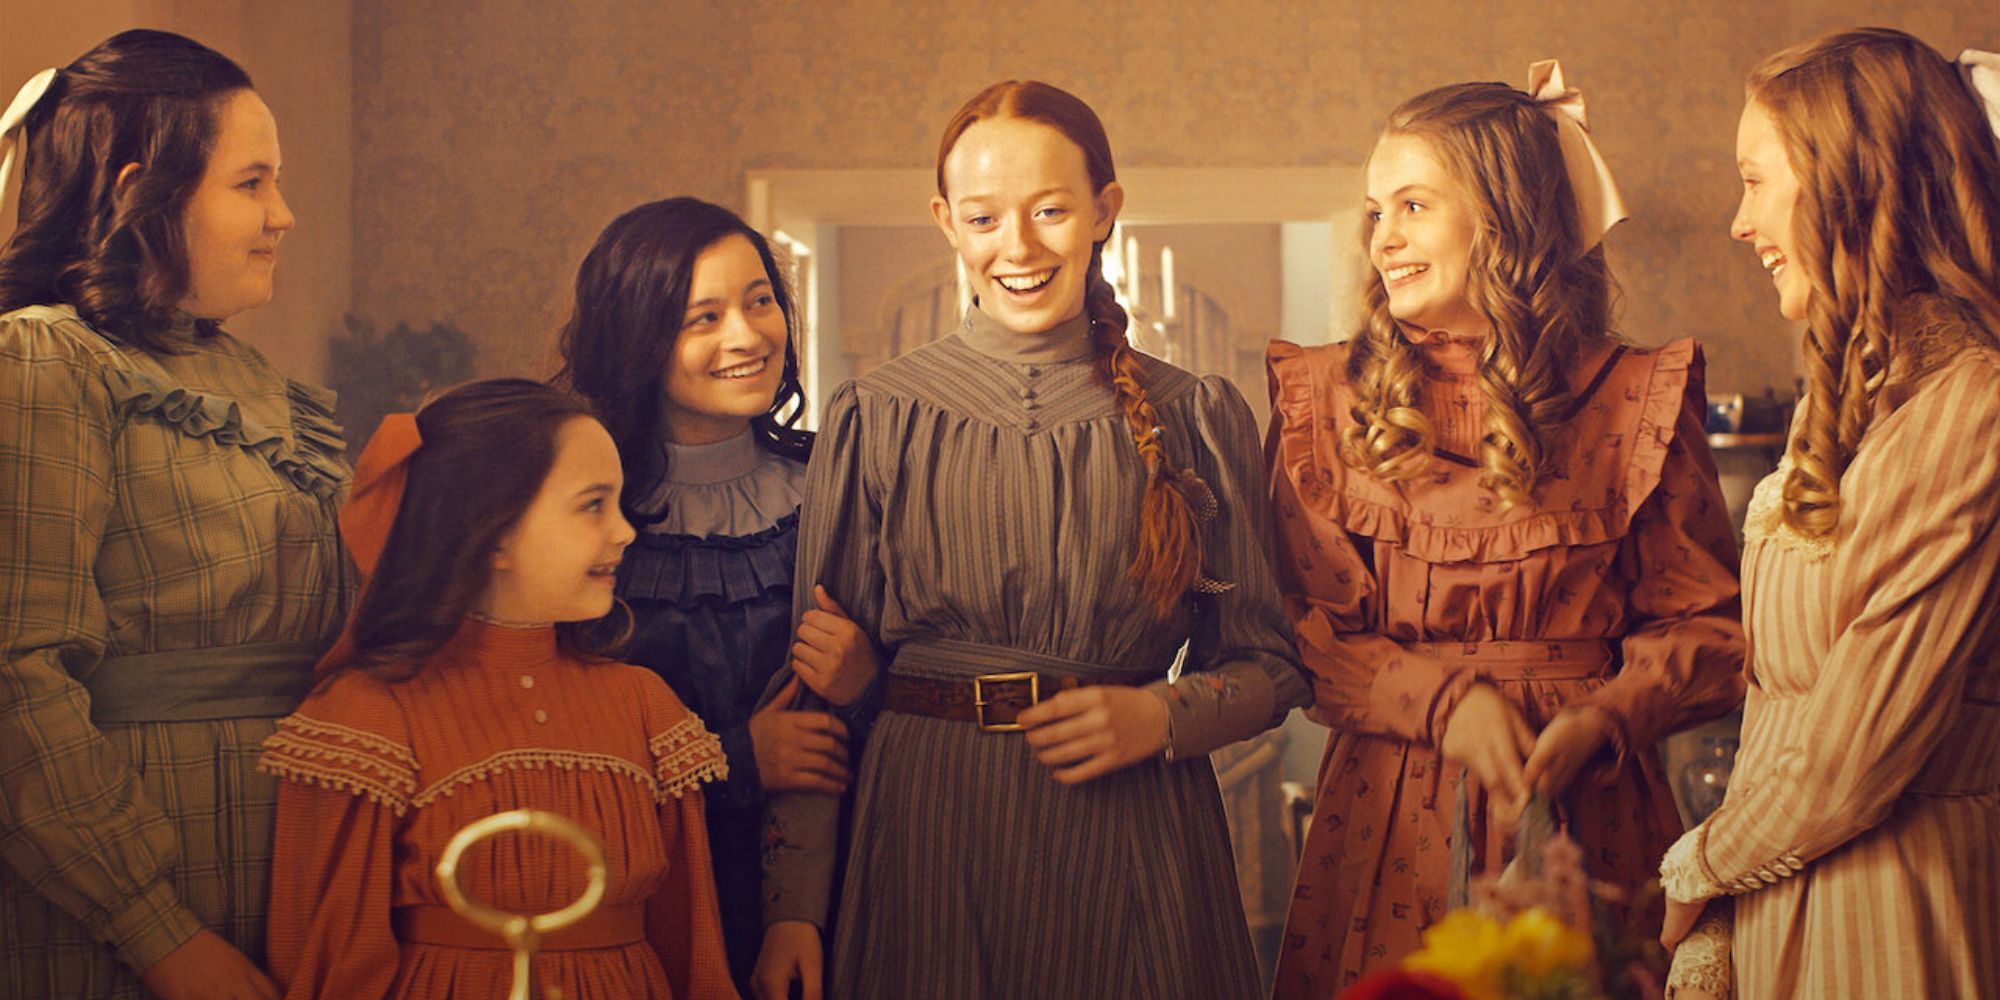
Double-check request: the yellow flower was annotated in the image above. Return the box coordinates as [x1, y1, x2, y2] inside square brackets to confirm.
[1500, 907, 1594, 977]
[1404, 910, 1507, 1000]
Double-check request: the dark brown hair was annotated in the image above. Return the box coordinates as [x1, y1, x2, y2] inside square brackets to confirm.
[332, 379, 629, 678]
[0, 29, 252, 351]
[1749, 28, 2000, 537]
[1343, 82, 1618, 509]
[937, 80, 1202, 618]
[552, 197, 810, 526]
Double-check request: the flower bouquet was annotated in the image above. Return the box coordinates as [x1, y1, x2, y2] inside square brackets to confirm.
[1337, 799, 1666, 1000]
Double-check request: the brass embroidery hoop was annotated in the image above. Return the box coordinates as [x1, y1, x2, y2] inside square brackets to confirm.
[435, 809, 607, 1000]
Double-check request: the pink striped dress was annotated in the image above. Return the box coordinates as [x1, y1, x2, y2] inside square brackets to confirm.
[1662, 346, 2000, 996]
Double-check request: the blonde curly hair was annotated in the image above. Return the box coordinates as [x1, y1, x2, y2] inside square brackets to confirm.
[1342, 82, 1618, 509]
[1747, 28, 2000, 538]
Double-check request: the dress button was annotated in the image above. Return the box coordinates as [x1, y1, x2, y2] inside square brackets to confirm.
[518, 675, 534, 689]
[1025, 419, 1040, 431]
[1026, 367, 1041, 378]
[1023, 388, 1037, 400]
[534, 709, 549, 724]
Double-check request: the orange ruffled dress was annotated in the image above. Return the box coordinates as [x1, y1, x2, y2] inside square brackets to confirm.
[1266, 337, 1747, 996]
[260, 619, 736, 999]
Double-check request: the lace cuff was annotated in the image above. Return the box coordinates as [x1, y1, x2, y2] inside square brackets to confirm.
[1659, 823, 1721, 903]
[1667, 907, 1732, 998]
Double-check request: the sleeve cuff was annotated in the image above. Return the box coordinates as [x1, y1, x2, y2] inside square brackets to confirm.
[1659, 824, 1722, 904]
[1568, 703, 1633, 778]
[1422, 668, 1481, 748]
[832, 674, 883, 740]
[1149, 667, 1278, 760]
[105, 879, 204, 975]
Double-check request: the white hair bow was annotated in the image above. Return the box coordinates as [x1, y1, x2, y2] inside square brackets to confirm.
[1527, 59, 1629, 249]
[1960, 49, 2000, 142]
[2, 68, 59, 217]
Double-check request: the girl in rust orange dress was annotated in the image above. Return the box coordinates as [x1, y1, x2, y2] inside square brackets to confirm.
[1269, 64, 1747, 996]
[261, 380, 735, 999]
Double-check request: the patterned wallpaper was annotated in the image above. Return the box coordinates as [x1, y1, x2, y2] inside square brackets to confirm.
[351, 0, 1996, 401]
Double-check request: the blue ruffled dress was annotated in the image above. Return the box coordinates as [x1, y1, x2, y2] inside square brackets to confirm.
[616, 431, 807, 991]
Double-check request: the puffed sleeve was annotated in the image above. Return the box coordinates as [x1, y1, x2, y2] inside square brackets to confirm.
[0, 312, 204, 973]
[259, 674, 415, 998]
[1574, 346, 1746, 765]
[759, 381, 881, 929]
[1264, 340, 1481, 746]
[1662, 354, 2000, 902]
[1152, 376, 1313, 757]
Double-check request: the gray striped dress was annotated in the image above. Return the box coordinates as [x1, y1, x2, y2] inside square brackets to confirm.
[760, 307, 1311, 999]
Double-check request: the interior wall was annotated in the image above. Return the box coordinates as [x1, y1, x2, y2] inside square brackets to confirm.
[1, 0, 352, 382]
[349, 0, 1993, 400]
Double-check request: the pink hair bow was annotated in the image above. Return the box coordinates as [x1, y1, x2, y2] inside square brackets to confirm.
[1527, 59, 1630, 249]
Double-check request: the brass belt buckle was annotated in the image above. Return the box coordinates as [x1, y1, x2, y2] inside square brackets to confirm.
[972, 671, 1039, 732]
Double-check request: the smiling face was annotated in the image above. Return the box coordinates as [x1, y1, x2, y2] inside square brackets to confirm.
[178, 90, 294, 320]
[659, 233, 790, 445]
[931, 116, 1123, 335]
[1364, 132, 1486, 339]
[484, 417, 636, 624]
[1732, 100, 1809, 322]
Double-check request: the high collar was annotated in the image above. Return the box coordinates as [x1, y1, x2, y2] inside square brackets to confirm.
[166, 311, 201, 341]
[1400, 326, 1484, 379]
[445, 616, 560, 667]
[663, 430, 764, 486]
[960, 301, 1096, 364]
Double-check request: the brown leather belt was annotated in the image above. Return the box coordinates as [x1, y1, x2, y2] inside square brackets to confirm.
[884, 671, 1150, 732]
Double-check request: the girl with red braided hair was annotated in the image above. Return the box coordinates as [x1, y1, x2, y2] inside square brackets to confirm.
[751, 80, 1309, 999]
[1267, 64, 1747, 995]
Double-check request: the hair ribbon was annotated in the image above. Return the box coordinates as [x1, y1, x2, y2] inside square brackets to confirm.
[1960, 49, 2000, 142]
[1527, 59, 1629, 249]
[1, 68, 58, 228]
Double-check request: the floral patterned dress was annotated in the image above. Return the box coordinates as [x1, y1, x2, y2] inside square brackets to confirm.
[1267, 336, 1746, 997]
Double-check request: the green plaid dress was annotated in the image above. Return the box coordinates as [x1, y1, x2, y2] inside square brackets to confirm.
[1, 305, 353, 997]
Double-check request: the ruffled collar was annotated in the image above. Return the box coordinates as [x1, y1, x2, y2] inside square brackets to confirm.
[638, 438, 805, 538]
[960, 301, 1095, 364]
[663, 431, 763, 486]
[1400, 325, 1484, 378]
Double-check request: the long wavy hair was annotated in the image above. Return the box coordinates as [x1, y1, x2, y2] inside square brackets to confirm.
[1748, 28, 2000, 538]
[0, 29, 252, 351]
[552, 197, 810, 527]
[1342, 83, 1618, 509]
[938, 80, 1203, 618]
[328, 379, 630, 679]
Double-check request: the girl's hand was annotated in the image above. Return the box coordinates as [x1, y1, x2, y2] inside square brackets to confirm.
[1439, 683, 1535, 820]
[141, 929, 280, 1000]
[749, 677, 851, 794]
[1017, 686, 1170, 784]
[791, 586, 880, 708]
[1661, 896, 1708, 952]
[752, 920, 823, 1000]
[1522, 708, 1616, 800]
